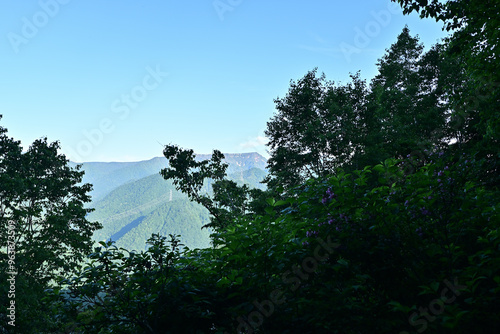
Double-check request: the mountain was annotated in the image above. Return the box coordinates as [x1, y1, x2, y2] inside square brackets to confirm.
[69, 158, 168, 201]
[73, 152, 267, 202]
[75, 153, 268, 251]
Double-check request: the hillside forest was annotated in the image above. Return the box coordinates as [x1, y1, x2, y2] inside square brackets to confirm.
[1, 0, 499, 333]
[72, 153, 267, 252]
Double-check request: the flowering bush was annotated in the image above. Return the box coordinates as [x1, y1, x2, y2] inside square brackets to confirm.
[292, 154, 499, 333]
[49, 154, 498, 333]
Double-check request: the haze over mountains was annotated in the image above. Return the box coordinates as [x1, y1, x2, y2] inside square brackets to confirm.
[72, 153, 267, 250]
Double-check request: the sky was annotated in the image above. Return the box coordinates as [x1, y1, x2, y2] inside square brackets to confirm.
[0, 0, 451, 162]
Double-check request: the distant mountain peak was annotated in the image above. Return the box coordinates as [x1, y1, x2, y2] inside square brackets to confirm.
[191, 151, 267, 162]
[74, 152, 268, 202]
[71, 152, 267, 165]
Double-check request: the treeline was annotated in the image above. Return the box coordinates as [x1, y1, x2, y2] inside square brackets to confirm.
[1, 0, 499, 333]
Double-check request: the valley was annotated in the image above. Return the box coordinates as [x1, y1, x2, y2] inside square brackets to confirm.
[76, 153, 267, 250]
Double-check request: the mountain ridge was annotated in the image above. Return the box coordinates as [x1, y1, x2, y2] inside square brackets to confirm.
[71, 152, 267, 202]
[71, 152, 267, 165]
[76, 153, 268, 251]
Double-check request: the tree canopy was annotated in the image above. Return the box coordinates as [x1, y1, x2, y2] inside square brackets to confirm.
[265, 27, 464, 191]
[264, 70, 368, 191]
[393, 0, 499, 186]
[0, 117, 101, 332]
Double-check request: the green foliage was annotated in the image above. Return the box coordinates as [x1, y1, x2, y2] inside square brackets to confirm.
[265, 69, 368, 190]
[0, 118, 101, 332]
[265, 27, 464, 191]
[161, 145, 230, 231]
[363, 27, 452, 165]
[51, 234, 217, 333]
[392, 0, 500, 188]
[53, 153, 499, 333]
[161, 145, 267, 232]
[296, 153, 498, 333]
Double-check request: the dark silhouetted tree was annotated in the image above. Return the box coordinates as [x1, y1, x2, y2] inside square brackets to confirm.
[0, 117, 101, 332]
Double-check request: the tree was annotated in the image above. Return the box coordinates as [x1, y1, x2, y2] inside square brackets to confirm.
[160, 144, 264, 232]
[392, 0, 499, 188]
[265, 69, 368, 191]
[52, 234, 220, 333]
[361, 27, 452, 166]
[0, 118, 101, 332]
[264, 31, 457, 190]
[393, 0, 499, 76]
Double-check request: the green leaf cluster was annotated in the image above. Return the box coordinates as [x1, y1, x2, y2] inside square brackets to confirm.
[0, 118, 102, 332]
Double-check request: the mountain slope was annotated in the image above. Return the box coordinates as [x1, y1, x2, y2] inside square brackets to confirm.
[85, 154, 268, 251]
[75, 152, 267, 201]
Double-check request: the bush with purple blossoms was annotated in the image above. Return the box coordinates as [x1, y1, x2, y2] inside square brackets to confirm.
[290, 154, 498, 333]
[50, 153, 499, 334]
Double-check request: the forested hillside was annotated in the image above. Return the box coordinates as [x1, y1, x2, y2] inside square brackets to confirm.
[86, 163, 267, 250]
[74, 153, 267, 202]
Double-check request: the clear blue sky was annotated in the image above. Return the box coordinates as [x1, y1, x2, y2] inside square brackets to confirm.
[0, 0, 450, 162]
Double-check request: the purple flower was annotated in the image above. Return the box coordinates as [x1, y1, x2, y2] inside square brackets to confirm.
[321, 197, 328, 205]
[302, 241, 310, 246]
[306, 230, 319, 238]
[404, 200, 409, 207]
[420, 208, 430, 216]
[326, 187, 337, 200]
[437, 171, 444, 176]
[437, 179, 442, 183]
[328, 219, 335, 225]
